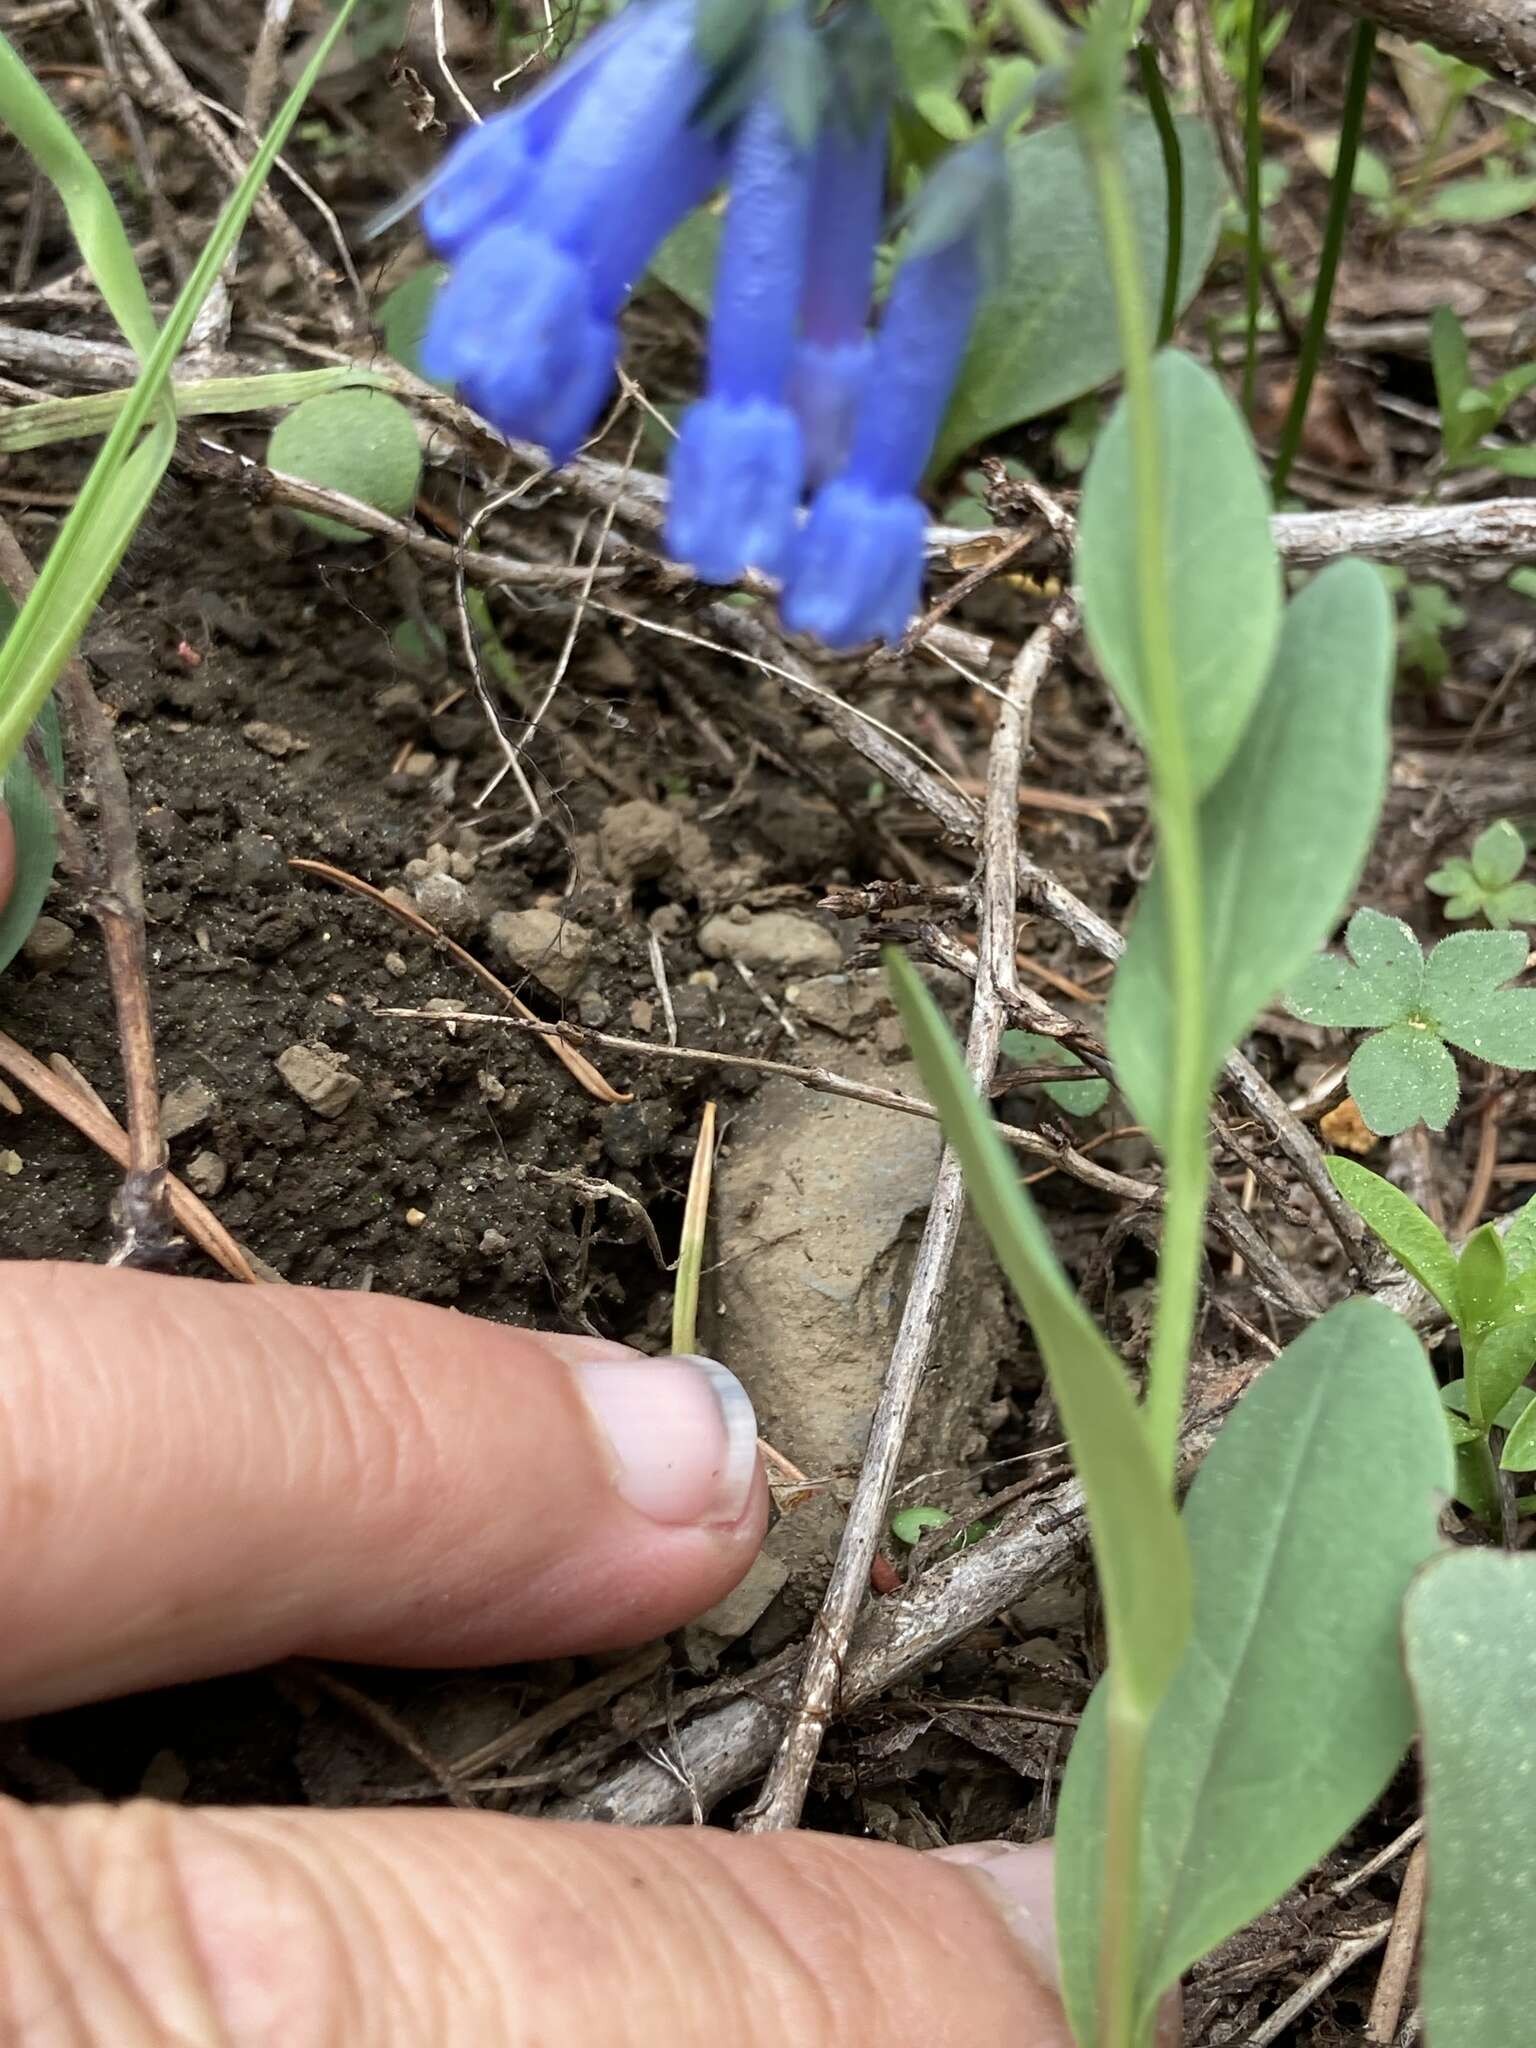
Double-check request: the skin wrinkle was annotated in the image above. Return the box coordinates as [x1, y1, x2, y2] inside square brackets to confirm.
[0, 1799, 168, 2046]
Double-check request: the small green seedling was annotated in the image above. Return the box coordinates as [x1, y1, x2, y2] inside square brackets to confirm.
[1384, 569, 1466, 686]
[1287, 907, 1536, 1135]
[267, 387, 423, 543]
[1427, 819, 1536, 928]
[1326, 1157, 1536, 1520]
[1431, 305, 1536, 479]
[889, 1503, 990, 1553]
[1000, 1029, 1110, 1116]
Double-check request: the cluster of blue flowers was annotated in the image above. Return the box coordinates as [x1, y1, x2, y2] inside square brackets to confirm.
[419, 0, 1007, 651]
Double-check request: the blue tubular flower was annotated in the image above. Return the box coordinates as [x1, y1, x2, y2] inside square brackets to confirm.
[789, 13, 893, 486]
[665, 17, 818, 583]
[422, 0, 723, 462]
[420, 13, 628, 258]
[782, 141, 1008, 650]
[790, 115, 887, 486]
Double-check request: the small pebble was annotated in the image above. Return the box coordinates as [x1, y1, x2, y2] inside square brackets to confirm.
[404, 1207, 427, 1227]
[275, 1043, 362, 1119]
[0, 1150, 21, 1176]
[242, 720, 308, 758]
[161, 1077, 218, 1141]
[21, 917, 73, 971]
[383, 952, 409, 979]
[185, 1151, 227, 1198]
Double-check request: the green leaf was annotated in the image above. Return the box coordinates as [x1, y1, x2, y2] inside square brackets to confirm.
[872, 0, 972, 108]
[1287, 907, 1424, 1029]
[1109, 560, 1392, 1137]
[1078, 350, 1281, 796]
[1471, 820, 1526, 891]
[1503, 1195, 1536, 1278]
[1430, 305, 1470, 424]
[650, 205, 721, 316]
[1427, 857, 1477, 910]
[933, 111, 1223, 473]
[1325, 1158, 1461, 1320]
[1488, 881, 1536, 928]
[1470, 1314, 1536, 1433]
[376, 265, 447, 380]
[0, 33, 158, 362]
[1438, 1380, 1534, 1433]
[1457, 1224, 1509, 1342]
[1404, 1552, 1536, 2048]
[1000, 1029, 1110, 1116]
[1498, 1393, 1536, 1469]
[890, 1504, 953, 1544]
[1430, 172, 1536, 223]
[886, 948, 1191, 1716]
[0, 695, 62, 976]
[1424, 928, 1536, 1067]
[267, 389, 423, 543]
[1349, 1024, 1459, 1135]
[1059, 1299, 1451, 2046]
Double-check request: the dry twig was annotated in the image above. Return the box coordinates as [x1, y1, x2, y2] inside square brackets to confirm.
[741, 601, 1074, 1835]
[0, 516, 173, 1264]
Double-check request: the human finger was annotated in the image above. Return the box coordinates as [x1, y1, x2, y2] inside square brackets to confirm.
[0, 1262, 765, 1713]
[0, 1802, 1083, 2047]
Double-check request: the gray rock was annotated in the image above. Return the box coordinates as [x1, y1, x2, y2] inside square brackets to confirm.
[275, 1043, 361, 1119]
[21, 917, 73, 970]
[489, 907, 592, 998]
[705, 973, 1006, 1481]
[697, 908, 841, 978]
[599, 799, 682, 885]
[161, 1076, 218, 1140]
[185, 1150, 227, 1198]
[682, 1550, 791, 1672]
[411, 870, 479, 941]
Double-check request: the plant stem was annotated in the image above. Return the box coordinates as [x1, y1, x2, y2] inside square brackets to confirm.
[1077, 81, 1210, 1490]
[1241, 0, 1266, 418]
[1098, 1678, 1153, 2048]
[1136, 41, 1184, 347]
[1271, 21, 1376, 498]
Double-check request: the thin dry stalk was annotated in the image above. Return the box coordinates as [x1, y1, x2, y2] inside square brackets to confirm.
[1366, 1842, 1429, 2045]
[287, 857, 628, 1105]
[672, 1100, 716, 1358]
[0, 1029, 256, 1282]
[0, 517, 173, 1263]
[740, 603, 1071, 1835]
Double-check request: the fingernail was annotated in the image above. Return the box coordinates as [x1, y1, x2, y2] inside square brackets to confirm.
[930, 1840, 1060, 1992]
[575, 1351, 759, 1528]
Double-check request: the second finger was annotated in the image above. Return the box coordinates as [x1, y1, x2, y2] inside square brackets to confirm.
[0, 1263, 766, 1713]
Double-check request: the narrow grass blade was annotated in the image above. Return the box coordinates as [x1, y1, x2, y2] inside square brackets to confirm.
[0, 32, 159, 359]
[672, 1100, 717, 1358]
[0, 0, 360, 780]
[0, 368, 389, 455]
[886, 949, 1190, 1713]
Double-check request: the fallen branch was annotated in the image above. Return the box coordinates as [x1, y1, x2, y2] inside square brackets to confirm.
[1345, 0, 1536, 91]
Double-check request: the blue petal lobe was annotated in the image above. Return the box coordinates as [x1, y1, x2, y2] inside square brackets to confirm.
[666, 395, 805, 583]
[781, 479, 925, 649]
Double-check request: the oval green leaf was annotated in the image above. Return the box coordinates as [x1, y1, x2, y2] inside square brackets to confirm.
[1404, 1551, 1536, 2048]
[1057, 1297, 1451, 2046]
[268, 389, 424, 544]
[934, 110, 1222, 472]
[1077, 350, 1281, 796]
[1107, 560, 1392, 1139]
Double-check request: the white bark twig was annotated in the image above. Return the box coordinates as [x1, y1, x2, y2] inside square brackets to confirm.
[738, 601, 1074, 1835]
